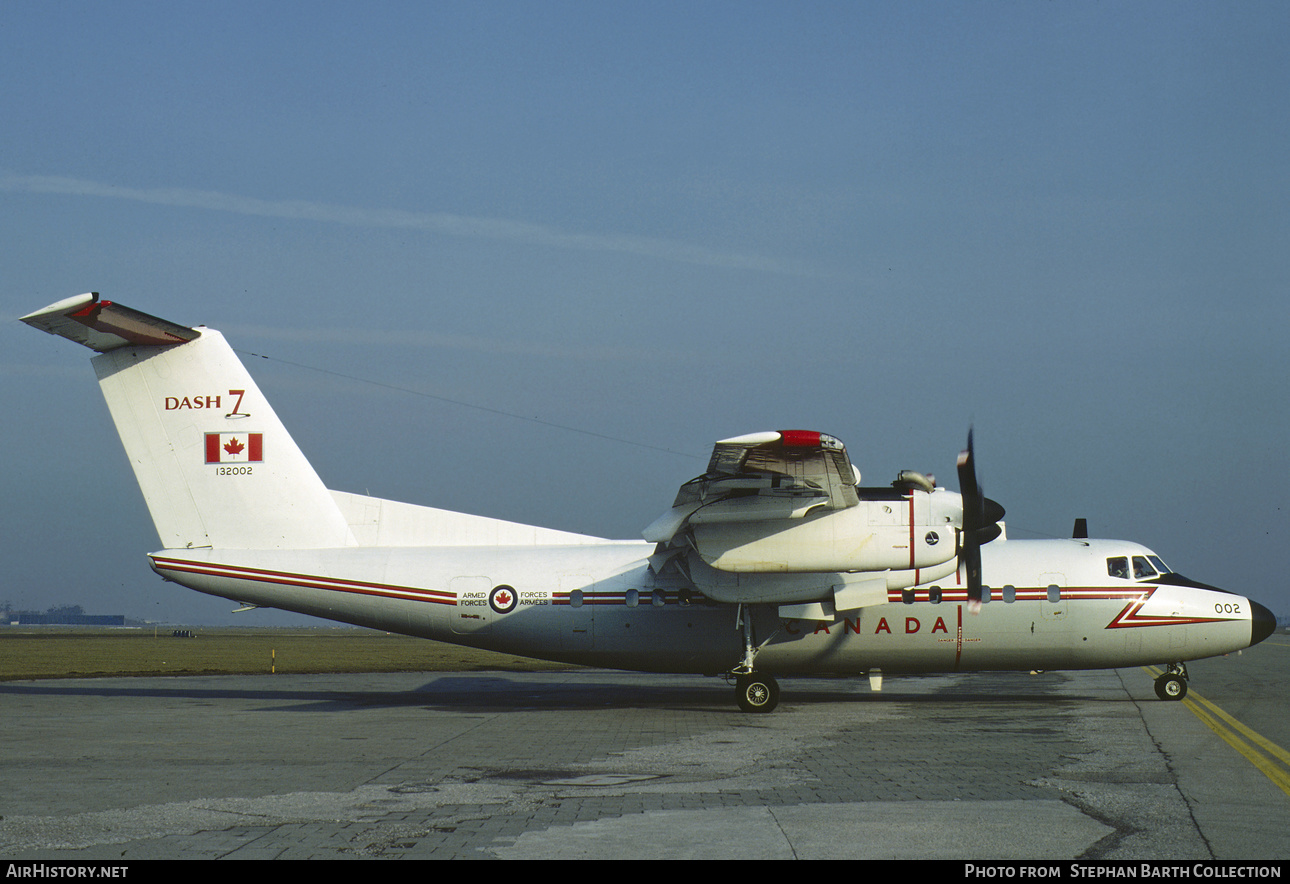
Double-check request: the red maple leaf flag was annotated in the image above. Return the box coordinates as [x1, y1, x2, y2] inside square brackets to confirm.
[205, 433, 263, 464]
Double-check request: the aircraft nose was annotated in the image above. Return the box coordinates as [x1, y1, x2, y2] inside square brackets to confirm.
[1250, 600, 1276, 647]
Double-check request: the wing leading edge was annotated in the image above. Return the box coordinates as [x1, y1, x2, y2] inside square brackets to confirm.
[644, 430, 860, 544]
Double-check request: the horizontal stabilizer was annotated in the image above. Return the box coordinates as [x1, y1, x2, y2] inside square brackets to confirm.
[20, 293, 199, 352]
[330, 489, 607, 547]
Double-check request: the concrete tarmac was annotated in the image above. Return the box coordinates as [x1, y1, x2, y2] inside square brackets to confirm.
[1, 641, 1288, 861]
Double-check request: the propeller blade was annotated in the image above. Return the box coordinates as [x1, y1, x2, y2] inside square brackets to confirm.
[955, 428, 1004, 608]
[956, 430, 982, 522]
[956, 430, 984, 605]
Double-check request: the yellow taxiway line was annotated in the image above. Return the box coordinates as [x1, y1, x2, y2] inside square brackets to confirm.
[1144, 665, 1290, 798]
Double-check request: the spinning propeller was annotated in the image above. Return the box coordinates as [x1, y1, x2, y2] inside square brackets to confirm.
[956, 428, 1006, 609]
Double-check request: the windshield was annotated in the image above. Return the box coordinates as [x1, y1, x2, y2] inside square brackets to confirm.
[1132, 556, 1156, 579]
[1108, 554, 1173, 581]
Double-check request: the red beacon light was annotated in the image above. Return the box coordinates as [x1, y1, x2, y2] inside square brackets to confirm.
[779, 430, 845, 452]
[780, 430, 822, 447]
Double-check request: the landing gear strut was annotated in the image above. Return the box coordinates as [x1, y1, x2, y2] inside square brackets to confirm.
[729, 604, 780, 713]
[1154, 663, 1189, 701]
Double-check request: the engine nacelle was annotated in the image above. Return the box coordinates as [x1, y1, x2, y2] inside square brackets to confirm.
[691, 487, 963, 574]
[644, 430, 999, 607]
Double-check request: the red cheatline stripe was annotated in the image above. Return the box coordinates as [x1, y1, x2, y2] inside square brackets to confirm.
[955, 605, 963, 670]
[150, 556, 457, 606]
[1105, 595, 1227, 629]
[152, 556, 682, 609]
[908, 494, 916, 572]
[885, 586, 1149, 603]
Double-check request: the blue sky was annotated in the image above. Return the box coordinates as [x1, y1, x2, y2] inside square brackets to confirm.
[3, 2, 1288, 626]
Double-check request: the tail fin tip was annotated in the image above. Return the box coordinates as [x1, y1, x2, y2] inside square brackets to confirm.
[21, 292, 200, 353]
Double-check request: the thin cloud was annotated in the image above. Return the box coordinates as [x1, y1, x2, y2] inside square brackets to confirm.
[223, 323, 680, 363]
[2, 172, 814, 276]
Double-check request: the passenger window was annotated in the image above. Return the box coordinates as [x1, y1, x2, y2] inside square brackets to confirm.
[928, 587, 942, 604]
[1047, 585, 1061, 603]
[902, 588, 915, 605]
[569, 590, 584, 608]
[980, 585, 991, 603]
[1107, 557, 1129, 579]
[1132, 556, 1157, 579]
[626, 588, 639, 607]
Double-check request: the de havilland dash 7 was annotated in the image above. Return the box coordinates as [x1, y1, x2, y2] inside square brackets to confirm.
[21, 294, 1276, 712]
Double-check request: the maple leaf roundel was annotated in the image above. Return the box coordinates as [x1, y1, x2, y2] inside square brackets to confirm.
[489, 584, 518, 614]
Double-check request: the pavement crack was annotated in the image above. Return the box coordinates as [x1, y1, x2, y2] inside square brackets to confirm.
[764, 806, 799, 860]
[1120, 671, 1216, 860]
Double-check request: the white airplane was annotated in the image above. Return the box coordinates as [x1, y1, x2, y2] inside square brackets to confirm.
[21, 293, 1276, 712]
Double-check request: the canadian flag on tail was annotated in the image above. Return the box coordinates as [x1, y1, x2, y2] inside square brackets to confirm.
[205, 433, 263, 464]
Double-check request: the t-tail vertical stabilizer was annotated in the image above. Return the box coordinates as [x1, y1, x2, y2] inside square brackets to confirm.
[22, 293, 354, 550]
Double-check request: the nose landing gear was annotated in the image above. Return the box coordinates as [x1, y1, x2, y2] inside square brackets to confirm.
[1154, 663, 1189, 701]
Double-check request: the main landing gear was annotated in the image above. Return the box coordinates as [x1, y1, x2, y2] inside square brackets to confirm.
[728, 604, 780, 713]
[733, 671, 780, 713]
[1154, 662, 1189, 701]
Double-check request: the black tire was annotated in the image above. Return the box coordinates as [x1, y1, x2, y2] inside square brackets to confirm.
[1155, 674, 1187, 701]
[736, 673, 779, 713]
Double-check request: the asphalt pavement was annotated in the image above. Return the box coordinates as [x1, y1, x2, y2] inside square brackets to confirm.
[1, 640, 1287, 861]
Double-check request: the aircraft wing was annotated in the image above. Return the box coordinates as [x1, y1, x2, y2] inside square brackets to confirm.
[20, 293, 199, 352]
[644, 430, 859, 543]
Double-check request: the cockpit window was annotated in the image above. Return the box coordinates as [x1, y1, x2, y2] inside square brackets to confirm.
[1107, 557, 1128, 579]
[1132, 556, 1157, 579]
[1147, 555, 1170, 574]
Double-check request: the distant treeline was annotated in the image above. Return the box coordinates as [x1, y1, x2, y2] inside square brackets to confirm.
[2, 604, 130, 626]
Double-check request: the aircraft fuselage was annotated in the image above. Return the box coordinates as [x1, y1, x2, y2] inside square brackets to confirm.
[149, 536, 1267, 678]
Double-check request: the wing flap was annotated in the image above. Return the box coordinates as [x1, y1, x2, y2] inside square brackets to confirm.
[21, 293, 200, 352]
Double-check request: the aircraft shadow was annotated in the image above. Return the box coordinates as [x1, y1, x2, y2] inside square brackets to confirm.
[0, 671, 1107, 714]
[0, 676, 738, 713]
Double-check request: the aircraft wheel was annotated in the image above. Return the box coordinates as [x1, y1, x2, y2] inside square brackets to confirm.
[1154, 673, 1188, 701]
[736, 673, 779, 713]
